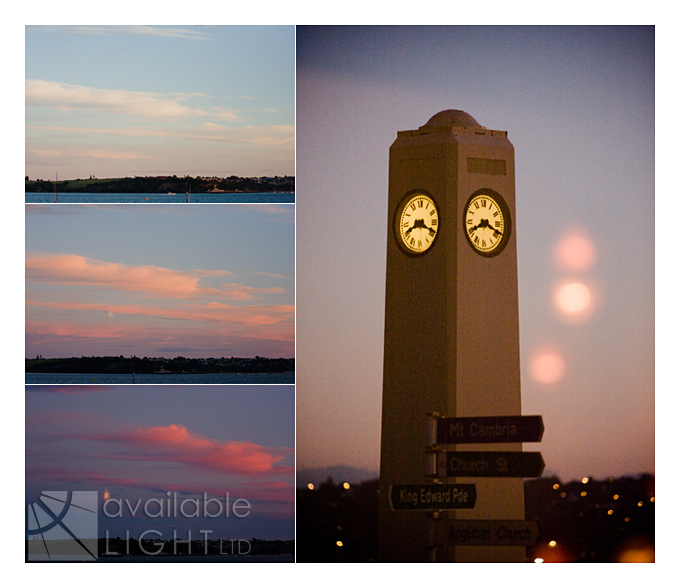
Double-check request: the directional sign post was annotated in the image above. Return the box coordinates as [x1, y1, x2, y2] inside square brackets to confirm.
[389, 484, 477, 510]
[445, 451, 544, 478]
[437, 520, 541, 546]
[436, 415, 544, 445]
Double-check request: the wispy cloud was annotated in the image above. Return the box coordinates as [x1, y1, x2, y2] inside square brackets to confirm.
[25, 319, 294, 358]
[27, 121, 294, 146]
[26, 80, 210, 120]
[26, 253, 292, 302]
[29, 25, 213, 41]
[25, 253, 285, 300]
[26, 300, 294, 327]
[25, 80, 289, 133]
[27, 146, 154, 161]
[253, 271, 292, 280]
[196, 122, 294, 145]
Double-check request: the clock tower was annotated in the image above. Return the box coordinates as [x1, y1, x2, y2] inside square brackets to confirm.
[378, 110, 526, 562]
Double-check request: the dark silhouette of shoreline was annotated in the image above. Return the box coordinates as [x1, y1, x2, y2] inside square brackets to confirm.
[25, 174, 294, 194]
[26, 356, 294, 375]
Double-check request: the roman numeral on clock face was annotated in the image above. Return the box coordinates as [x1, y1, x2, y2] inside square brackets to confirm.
[396, 193, 439, 254]
[463, 191, 509, 256]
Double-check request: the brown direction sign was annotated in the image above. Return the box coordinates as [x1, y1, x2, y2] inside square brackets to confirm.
[438, 519, 541, 546]
[389, 484, 477, 510]
[436, 415, 544, 445]
[445, 451, 544, 478]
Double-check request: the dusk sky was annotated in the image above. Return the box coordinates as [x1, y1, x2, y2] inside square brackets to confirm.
[26, 203, 294, 358]
[25, 385, 294, 539]
[296, 26, 656, 484]
[25, 25, 294, 180]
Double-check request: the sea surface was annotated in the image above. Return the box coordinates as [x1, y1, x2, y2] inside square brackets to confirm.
[25, 372, 294, 384]
[25, 192, 294, 204]
[29, 554, 293, 562]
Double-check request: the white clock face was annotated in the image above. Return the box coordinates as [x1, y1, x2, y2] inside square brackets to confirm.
[396, 194, 439, 254]
[463, 192, 510, 256]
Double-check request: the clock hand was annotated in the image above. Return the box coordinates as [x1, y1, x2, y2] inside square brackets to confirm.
[471, 217, 502, 237]
[409, 218, 434, 235]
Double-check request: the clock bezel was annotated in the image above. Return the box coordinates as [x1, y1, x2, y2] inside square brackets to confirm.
[393, 190, 441, 257]
[462, 188, 512, 258]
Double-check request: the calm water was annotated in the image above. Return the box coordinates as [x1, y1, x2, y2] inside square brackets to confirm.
[100, 554, 294, 562]
[26, 372, 294, 384]
[29, 554, 293, 562]
[25, 192, 294, 204]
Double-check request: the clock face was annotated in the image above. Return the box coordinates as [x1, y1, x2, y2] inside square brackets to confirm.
[395, 193, 440, 255]
[463, 190, 511, 257]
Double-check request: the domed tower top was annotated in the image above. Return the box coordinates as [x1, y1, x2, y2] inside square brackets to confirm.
[420, 109, 484, 130]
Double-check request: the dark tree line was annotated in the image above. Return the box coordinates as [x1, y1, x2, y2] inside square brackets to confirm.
[26, 356, 294, 374]
[25, 175, 294, 194]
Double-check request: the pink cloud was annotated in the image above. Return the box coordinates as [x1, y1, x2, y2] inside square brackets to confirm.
[26, 253, 210, 298]
[71, 424, 293, 476]
[25, 318, 295, 358]
[25, 319, 294, 347]
[26, 299, 294, 326]
[26, 253, 283, 301]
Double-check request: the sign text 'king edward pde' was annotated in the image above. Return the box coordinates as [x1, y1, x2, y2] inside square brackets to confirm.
[389, 484, 477, 510]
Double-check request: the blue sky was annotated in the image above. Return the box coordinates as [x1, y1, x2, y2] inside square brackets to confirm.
[296, 25, 656, 483]
[25, 25, 294, 180]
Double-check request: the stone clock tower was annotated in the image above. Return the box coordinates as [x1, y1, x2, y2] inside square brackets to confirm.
[378, 110, 525, 562]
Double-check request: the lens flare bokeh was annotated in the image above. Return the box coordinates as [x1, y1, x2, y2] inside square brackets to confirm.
[529, 348, 567, 385]
[553, 230, 596, 272]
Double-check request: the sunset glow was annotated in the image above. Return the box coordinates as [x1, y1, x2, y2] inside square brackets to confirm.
[25, 204, 294, 359]
[25, 385, 295, 540]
